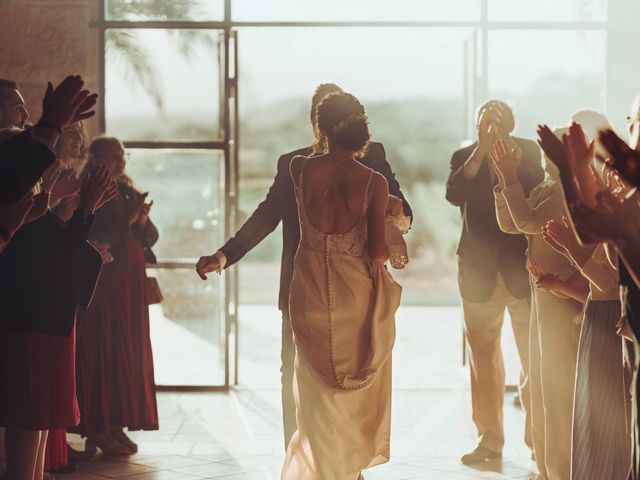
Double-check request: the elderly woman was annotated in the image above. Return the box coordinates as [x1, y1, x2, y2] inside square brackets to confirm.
[73, 137, 159, 455]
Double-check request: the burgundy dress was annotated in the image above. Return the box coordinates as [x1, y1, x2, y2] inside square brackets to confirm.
[0, 330, 79, 429]
[0, 210, 96, 430]
[74, 183, 159, 434]
[45, 429, 68, 470]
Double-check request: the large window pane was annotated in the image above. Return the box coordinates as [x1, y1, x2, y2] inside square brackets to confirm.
[238, 27, 471, 305]
[106, 29, 222, 141]
[106, 0, 224, 21]
[488, 30, 606, 139]
[233, 0, 481, 21]
[489, 0, 607, 22]
[124, 149, 225, 260]
[123, 149, 226, 386]
[149, 270, 225, 386]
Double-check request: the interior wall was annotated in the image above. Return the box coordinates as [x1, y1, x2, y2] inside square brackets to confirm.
[607, 0, 640, 131]
[0, 0, 100, 136]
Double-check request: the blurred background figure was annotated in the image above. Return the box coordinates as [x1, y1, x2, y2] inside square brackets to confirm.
[73, 137, 160, 456]
[446, 100, 543, 466]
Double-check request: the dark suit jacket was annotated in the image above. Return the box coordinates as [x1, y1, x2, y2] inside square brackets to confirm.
[0, 129, 56, 205]
[446, 138, 544, 303]
[221, 141, 412, 310]
[0, 209, 96, 336]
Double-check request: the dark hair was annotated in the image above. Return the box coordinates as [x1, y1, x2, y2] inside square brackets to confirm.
[0, 79, 17, 90]
[0, 79, 18, 104]
[316, 92, 370, 155]
[311, 83, 343, 115]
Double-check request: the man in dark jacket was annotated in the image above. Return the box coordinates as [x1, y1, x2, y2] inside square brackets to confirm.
[197, 83, 412, 449]
[446, 100, 543, 465]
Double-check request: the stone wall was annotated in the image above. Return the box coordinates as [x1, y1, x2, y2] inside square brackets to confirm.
[0, 0, 100, 136]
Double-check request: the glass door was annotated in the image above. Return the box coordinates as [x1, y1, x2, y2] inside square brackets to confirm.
[104, 26, 237, 388]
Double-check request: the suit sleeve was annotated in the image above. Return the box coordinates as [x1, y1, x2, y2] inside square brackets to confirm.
[373, 143, 413, 222]
[0, 130, 56, 205]
[60, 209, 95, 257]
[220, 155, 289, 267]
[445, 150, 470, 207]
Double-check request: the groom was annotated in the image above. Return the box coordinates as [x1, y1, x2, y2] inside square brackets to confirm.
[197, 83, 412, 449]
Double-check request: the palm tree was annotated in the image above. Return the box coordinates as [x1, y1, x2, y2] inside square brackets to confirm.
[106, 0, 217, 110]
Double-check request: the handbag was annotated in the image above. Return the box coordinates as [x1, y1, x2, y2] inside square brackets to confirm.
[146, 276, 164, 305]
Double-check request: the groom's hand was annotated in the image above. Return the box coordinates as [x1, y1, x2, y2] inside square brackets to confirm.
[196, 254, 221, 280]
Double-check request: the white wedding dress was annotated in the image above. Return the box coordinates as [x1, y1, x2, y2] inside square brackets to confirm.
[281, 159, 402, 480]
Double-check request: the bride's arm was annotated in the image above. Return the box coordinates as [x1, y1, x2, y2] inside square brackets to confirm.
[367, 173, 390, 264]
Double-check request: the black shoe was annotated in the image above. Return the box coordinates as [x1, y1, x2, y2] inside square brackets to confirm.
[48, 462, 79, 474]
[461, 446, 502, 465]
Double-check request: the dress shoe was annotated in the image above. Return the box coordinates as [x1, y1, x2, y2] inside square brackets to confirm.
[460, 446, 502, 465]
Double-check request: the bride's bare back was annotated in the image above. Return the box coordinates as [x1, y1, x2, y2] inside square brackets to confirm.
[291, 153, 390, 263]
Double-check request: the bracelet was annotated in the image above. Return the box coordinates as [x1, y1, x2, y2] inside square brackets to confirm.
[36, 119, 62, 135]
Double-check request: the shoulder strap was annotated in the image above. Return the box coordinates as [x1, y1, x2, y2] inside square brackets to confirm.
[362, 168, 374, 210]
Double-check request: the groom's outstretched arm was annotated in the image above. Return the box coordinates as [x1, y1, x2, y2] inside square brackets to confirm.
[219, 154, 292, 268]
[370, 142, 413, 223]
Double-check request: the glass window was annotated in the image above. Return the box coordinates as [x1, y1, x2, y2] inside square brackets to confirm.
[106, 29, 222, 141]
[238, 27, 472, 305]
[123, 149, 225, 260]
[232, 0, 481, 22]
[489, 0, 607, 22]
[149, 270, 225, 386]
[106, 0, 225, 21]
[487, 30, 607, 139]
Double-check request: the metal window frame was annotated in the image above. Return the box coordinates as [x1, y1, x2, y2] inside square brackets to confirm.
[95, 0, 608, 391]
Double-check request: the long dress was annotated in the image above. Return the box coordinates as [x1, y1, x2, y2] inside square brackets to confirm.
[282, 163, 402, 480]
[74, 184, 159, 435]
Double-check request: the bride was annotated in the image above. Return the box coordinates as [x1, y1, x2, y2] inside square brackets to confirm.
[282, 92, 402, 480]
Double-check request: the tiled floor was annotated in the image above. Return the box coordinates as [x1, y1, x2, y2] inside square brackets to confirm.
[65, 306, 537, 480]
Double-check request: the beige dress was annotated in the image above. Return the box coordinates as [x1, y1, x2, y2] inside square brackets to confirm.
[281, 161, 402, 480]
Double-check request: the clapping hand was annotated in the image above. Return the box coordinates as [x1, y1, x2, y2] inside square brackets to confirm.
[50, 170, 83, 206]
[599, 129, 640, 188]
[138, 200, 153, 226]
[490, 139, 521, 186]
[537, 124, 573, 176]
[543, 218, 580, 253]
[196, 254, 221, 280]
[571, 190, 639, 243]
[478, 104, 507, 151]
[79, 166, 117, 216]
[40, 75, 98, 130]
[527, 261, 561, 290]
[129, 192, 149, 225]
[41, 161, 63, 193]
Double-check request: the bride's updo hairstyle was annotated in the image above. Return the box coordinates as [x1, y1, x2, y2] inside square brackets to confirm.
[316, 92, 370, 157]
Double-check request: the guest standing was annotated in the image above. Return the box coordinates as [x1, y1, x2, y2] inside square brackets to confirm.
[446, 100, 544, 464]
[74, 137, 159, 455]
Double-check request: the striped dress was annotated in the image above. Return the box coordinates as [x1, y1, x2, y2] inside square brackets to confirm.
[572, 300, 630, 479]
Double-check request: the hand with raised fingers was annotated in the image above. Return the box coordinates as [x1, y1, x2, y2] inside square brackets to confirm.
[599, 129, 640, 188]
[39, 75, 98, 131]
[537, 124, 572, 175]
[490, 139, 520, 186]
[80, 166, 117, 216]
